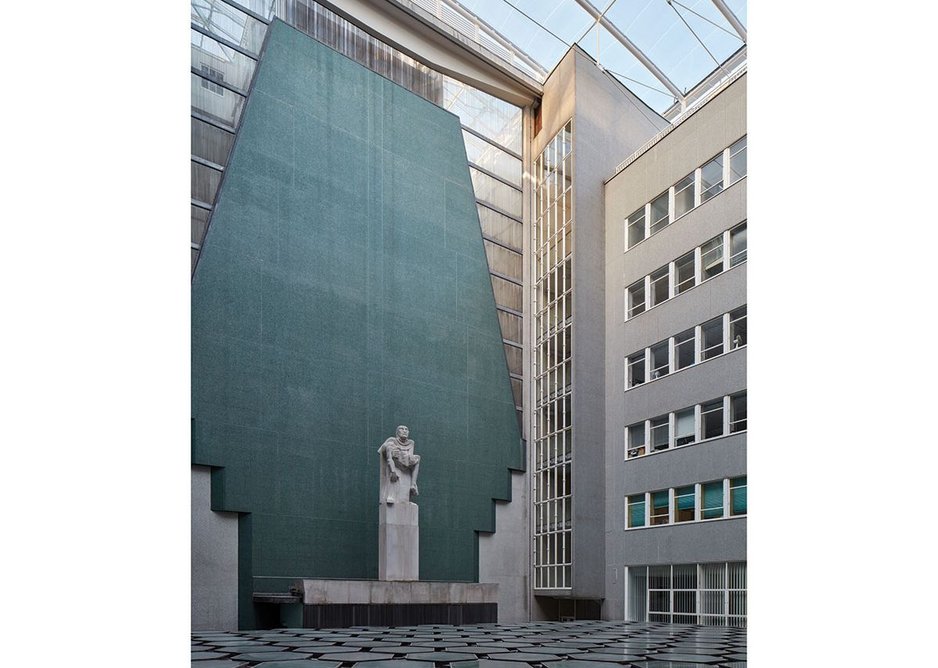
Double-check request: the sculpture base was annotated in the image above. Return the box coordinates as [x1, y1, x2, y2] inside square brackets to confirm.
[378, 502, 419, 581]
[293, 579, 498, 628]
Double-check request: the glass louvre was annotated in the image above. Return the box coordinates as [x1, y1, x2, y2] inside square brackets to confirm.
[650, 342, 669, 379]
[649, 267, 669, 307]
[730, 306, 747, 348]
[442, 78, 522, 154]
[675, 328, 695, 369]
[191, 205, 211, 246]
[675, 251, 696, 294]
[730, 477, 747, 515]
[650, 416, 669, 451]
[701, 482, 724, 519]
[628, 352, 645, 388]
[462, 129, 522, 187]
[700, 153, 724, 202]
[650, 490, 669, 525]
[627, 422, 646, 458]
[191, 161, 223, 205]
[730, 222, 747, 266]
[627, 280, 646, 318]
[504, 343, 522, 376]
[701, 317, 724, 360]
[478, 205, 522, 250]
[674, 173, 695, 218]
[675, 408, 695, 446]
[191, 117, 235, 167]
[470, 167, 522, 214]
[675, 486, 695, 522]
[497, 310, 522, 341]
[649, 192, 669, 234]
[191, 71, 246, 129]
[730, 393, 747, 433]
[627, 206, 646, 248]
[534, 121, 573, 590]
[191, 29, 257, 92]
[701, 400, 724, 439]
[483, 240, 522, 280]
[628, 494, 646, 527]
[701, 236, 724, 279]
[491, 274, 522, 312]
[191, 0, 269, 55]
[729, 136, 747, 184]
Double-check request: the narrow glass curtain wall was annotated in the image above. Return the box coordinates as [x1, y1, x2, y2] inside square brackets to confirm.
[627, 563, 747, 627]
[191, 2, 526, 427]
[532, 121, 573, 591]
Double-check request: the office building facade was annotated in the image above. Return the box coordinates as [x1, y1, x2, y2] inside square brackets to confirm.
[191, 0, 746, 629]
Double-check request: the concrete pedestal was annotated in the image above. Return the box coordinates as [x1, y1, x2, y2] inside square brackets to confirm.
[378, 502, 419, 581]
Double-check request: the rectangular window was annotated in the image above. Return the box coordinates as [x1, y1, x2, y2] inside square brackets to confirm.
[649, 267, 670, 307]
[650, 341, 669, 379]
[627, 206, 646, 249]
[675, 486, 695, 522]
[675, 251, 696, 294]
[675, 408, 695, 446]
[650, 192, 669, 234]
[627, 352, 646, 388]
[627, 422, 646, 458]
[627, 280, 646, 318]
[650, 490, 669, 525]
[628, 494, 646, 527]
[702, 481, 724, 519]
[730, 222, 747, 267]
[199, 63, 226, 96]
[730, 476, 747, 516]
[701, 316, 724, 360]
[730, 392, 747, 433]
[701, 236, 724, 279]
[650, 415, 669, 451]
[730, 306, 747, 349]
[700, 153, 724, 202]
[701, 399, 724, 439]
[674, 173, 695, 218]
[675, 328, 695, 370]
[729, 136, 747, 184]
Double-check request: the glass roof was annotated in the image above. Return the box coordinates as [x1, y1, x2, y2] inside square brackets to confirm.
[432, 0, 746, 115]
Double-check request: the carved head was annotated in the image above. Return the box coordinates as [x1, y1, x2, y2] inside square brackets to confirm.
[396, 425, 409, 441]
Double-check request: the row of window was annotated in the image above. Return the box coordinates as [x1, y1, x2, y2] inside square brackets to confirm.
[626, 392, 746, 459]
[626, 136, 747, 250]
[626, 476, 747, 529]
[627, 222, 746, 320]
[627, 307, 746, 388]
[628, 562, 746, 627]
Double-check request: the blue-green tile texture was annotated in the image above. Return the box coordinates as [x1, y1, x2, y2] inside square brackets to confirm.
[192, 20, 521, 590]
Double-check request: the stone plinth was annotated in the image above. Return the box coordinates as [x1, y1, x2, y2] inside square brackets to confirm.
[378, 501, 419, 581]
[295, 579, 498, 605]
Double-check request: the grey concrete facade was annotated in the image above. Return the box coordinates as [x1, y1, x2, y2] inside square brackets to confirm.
[191, 465, 239, 631]
[479, 469, 530, 622]
[602, 75, 747, 620]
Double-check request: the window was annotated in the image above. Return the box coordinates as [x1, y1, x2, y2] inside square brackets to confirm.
[701, 236, 724, 279]
[627, 206, 646, 248]
[730, 222, 747, 267]
[627, 280, 645, 318]
[650, 490, 669, 525]
[675, 251, 696, 294]
[627, 422, 646, 458]
[674, 328, 695, 370]
[729, 136, 747, 184]
[675, 408, 695, 446]
[628, 494, 646, 527]
[650, 415, 669, 451]
[674, 173, 695, 218]
[730, 392, 747, 433]
[700, 153, 724, 202]
[701, 481, 724, 519]
[627, 352, 646, 387]
[730, 306, 747, 348]
[649, 267, 669, 307]
[650, 342, 669, 379]
[730, 476, 747, 516]
[200, 63, 225, 96]
[701, 399, 724, 439]
[675, 486, 695, 522]
[701, 316, 724, 360]
[649, 192, 669, 234]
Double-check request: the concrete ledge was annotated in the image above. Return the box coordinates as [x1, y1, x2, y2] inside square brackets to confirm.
[295, 579, 498, 605]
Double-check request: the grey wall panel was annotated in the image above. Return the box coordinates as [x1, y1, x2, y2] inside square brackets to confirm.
[621, 434, 746, 496]
[617, 518, 747, 566]
[192, 466, 239, 631]
[479, 470, 529, 622]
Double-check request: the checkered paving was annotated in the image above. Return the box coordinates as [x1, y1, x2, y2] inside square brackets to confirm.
[192, 620, 746, 667]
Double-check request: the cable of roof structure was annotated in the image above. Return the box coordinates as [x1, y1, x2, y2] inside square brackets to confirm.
[709, 0, 747, 41]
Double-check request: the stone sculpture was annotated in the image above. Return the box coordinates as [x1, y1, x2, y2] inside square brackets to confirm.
[378, 425, 420, 505]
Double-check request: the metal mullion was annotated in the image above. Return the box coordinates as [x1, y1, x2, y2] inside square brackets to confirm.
[219, 0, 272, 25]
[476, 199, 522, 224]
[191, 110, 237, 135]
[481, 233, 523, 256]
[469, 161, 523, 193]
[191, 67, 249, 96]
[191, 155, 225, 172]
[190, 22, 262, 60]
[461, 123, 523, 160]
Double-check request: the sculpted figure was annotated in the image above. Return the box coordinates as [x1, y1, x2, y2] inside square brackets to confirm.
[378, 425, 420, 504]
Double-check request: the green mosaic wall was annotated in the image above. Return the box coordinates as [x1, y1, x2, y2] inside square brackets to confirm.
[192, 20, 522, 627]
